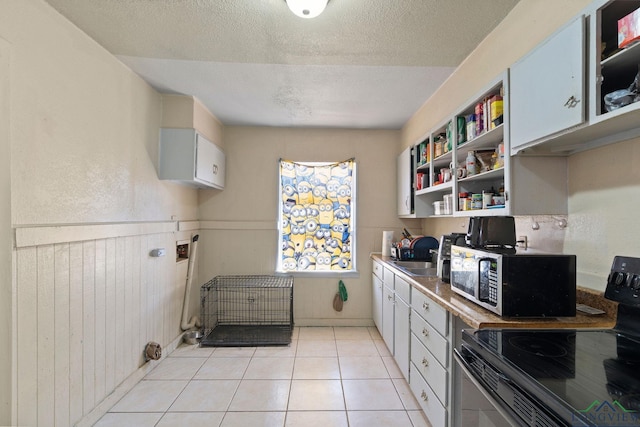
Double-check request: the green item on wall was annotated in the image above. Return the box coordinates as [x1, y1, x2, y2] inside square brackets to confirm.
[339, 280, 348, 302]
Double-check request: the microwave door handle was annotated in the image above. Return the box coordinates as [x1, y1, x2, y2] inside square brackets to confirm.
[453, 351, 524, 426]
[477, 258, 493, 302]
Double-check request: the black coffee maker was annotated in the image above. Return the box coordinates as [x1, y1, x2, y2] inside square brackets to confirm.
[465, 216, 517, 254]
[436, 233, 466, 282]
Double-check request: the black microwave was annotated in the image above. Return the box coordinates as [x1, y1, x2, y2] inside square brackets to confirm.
[449, 245, 576, 317]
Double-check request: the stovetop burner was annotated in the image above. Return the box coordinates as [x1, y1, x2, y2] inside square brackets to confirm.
[508, 335, 569, 358]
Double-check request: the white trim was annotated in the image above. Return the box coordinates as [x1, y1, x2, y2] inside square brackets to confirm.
[14, 222, 177, 248]
[199, 220, 276, 230]
[177, 220, 201, 231]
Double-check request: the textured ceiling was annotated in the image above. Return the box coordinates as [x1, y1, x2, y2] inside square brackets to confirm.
[45, 0, 520, 129]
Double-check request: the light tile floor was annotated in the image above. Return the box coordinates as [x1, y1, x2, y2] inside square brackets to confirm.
[94, 327, 431, 427]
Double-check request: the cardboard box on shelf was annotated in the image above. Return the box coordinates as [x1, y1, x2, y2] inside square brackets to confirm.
[619, 7, 640, 48]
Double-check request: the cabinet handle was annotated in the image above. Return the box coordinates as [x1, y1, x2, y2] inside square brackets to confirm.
[422, 357, 429, 367]
[387, 295, 393, 301]
[212, 164, 219, 175]
[422, 301, 429, 311]
[563, 95, 580, 108]
[420, 390, 428, 401]
[422, 328, 429, 337]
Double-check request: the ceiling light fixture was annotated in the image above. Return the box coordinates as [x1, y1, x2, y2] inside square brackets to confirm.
[285, 0, 329, 19]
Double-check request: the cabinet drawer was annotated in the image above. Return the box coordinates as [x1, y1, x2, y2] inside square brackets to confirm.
[411, 288, 448, 335]
[411, 333, 447, 404]
[410, 363, 448, 427]
[383, 267, 395, 288]
[411, 311, 449, 367]
[372, 260, 383, 280]
[395, 275, 410, 303]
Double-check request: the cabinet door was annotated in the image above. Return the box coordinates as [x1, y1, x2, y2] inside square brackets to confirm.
[195, 133, 225, 188]
[372, 260, 384, 280]
[382, 285, 395, 355]
[510, 16, 585, 151]
[372, 274, 383, 332]
[397, 146, 413, 216]
[409, 366, 448, 427]
[394, 296, 410, 379]
[411, 333, 448, 404]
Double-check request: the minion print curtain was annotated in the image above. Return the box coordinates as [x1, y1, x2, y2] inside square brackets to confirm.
[277, 159, 356, 273]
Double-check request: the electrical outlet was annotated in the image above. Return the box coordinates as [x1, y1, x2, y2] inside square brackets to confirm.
[517, 235, 528, 250]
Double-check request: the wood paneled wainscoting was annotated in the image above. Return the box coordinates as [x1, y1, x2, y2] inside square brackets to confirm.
[13, 222, 196, 427]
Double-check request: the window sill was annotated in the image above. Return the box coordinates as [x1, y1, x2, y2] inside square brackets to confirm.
[275, 270, 360, 279]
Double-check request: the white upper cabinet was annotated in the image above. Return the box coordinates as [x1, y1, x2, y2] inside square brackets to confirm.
[159, 128, 225, 189]
[587, 1, 640, 141]
[397, 145, 432, 218]
[403, 72, 568, 218]
[509, 0, 640, 154]
[397, 146, 413, 217]
[510, 16, 586, 153]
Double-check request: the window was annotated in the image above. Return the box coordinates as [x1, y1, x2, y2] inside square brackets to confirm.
[277, 159, 356, 273]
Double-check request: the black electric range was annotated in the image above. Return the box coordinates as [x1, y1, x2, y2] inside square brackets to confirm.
[457, 256, 640, 427]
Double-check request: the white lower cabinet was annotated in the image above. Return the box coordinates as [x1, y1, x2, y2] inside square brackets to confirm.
[410, 287, 452, 427]
[411, 334, 448, 404]
[372, 261, 383, 331]
[370, 261, 454, 426]
[375, 265, 411, 380]
[411, 310, 449, 366]
[393, 276, 411, 378]
[409, 365, 448, 427]
[382, 284, 395, 353]
[372, 274, 383, 331]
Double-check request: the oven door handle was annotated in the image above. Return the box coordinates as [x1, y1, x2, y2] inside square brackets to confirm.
[453, 350, 524, 427]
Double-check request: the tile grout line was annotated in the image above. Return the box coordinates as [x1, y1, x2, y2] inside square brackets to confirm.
[96, 327, 428, 427]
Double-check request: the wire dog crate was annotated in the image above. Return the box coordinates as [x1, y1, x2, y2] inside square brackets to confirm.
[200, 275, 294, 347]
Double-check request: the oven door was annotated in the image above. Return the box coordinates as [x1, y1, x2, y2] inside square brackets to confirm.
[453, 349, 525, 427]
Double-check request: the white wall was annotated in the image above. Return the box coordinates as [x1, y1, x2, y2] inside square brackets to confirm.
[565, 140, 640, 289]
[197, 126, 416, 325]
[1, 1, 206, 425]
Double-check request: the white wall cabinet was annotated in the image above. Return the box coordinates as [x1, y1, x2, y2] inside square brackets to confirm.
[585, 0, 640, 147]
[409, 73, 568, 218]
[509, 0, 640, 155]
[159, 128, 225, 189]
[397, 145, 431, 218]
[397, 146, 413, 217]
[510, 16, 586, 152]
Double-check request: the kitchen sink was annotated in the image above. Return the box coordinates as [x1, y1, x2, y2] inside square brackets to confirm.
[390, 260, 437, 276]
[402, 267, 438, 276]
[390, 260, 434, 269]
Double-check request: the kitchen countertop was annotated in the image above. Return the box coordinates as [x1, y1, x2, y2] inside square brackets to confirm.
[372, 254, 617, 330]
